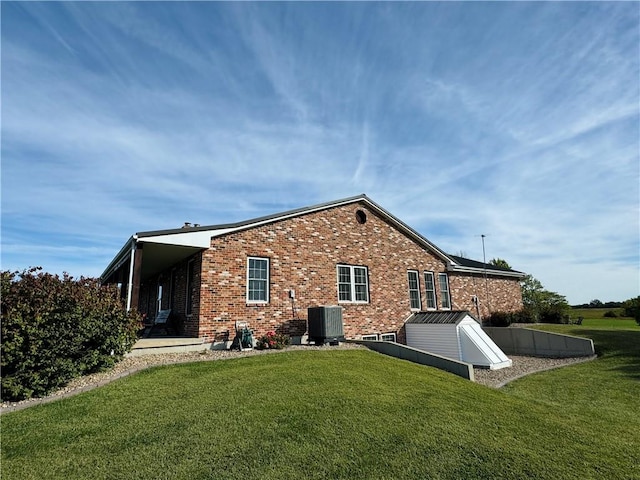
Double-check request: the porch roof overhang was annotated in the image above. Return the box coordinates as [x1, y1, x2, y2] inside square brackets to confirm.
[100, 232, 210, 284]
[138, 242, 204, 280]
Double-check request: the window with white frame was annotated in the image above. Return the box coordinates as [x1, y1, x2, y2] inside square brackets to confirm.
[424, 271, 437, 309]
[337, 264, 369, 303]
[247, 257, 269, 303]
[438, 273, 451, 309]
[380, 333, 396, 342]
[407, 270, 421, 310]
[361, 334, 378, 341]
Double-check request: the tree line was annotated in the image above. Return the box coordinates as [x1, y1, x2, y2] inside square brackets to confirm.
[489, 259, 639, 325]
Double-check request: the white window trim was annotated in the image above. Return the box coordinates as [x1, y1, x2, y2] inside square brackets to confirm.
[438, 273, 451, 310]
[336, 264, 369, 304]
[380, 333, 396, 342]
[246, 257, 270, 304]
[407, 270, 421, 311]
[424, 271, 437, 310]
[361, 334, 378, 341]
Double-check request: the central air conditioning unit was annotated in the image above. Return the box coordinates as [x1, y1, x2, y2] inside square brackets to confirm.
[307, 306, 344, 345]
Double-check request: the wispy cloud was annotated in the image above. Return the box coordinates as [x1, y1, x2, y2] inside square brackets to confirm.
[2, 2, 638, 303]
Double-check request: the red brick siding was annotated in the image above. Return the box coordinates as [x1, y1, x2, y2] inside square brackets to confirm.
[193, 202, 523, 342]
[137, 202, 523, 343]
[449, 272, 523, 319]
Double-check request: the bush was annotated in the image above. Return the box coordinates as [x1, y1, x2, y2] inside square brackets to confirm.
[255, 331, 290, 350]
[512, 308, 537, 324]
[1, 268, 141, 402]
[603, 310, 618, 318]
[621, 296, 640, 325]
[486, 311, 513, 327]
[539, 309, 571, 324]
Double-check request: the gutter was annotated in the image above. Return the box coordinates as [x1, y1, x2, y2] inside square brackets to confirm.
[100, 235, 137, 283]
[447, 263, 526, 279]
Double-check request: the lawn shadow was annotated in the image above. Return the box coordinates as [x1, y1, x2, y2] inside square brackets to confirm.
[577, 328, 640, 380]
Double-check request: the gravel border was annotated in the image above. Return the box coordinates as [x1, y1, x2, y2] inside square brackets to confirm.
[1, 345, 596, 414]
[473, 354, 597, 388]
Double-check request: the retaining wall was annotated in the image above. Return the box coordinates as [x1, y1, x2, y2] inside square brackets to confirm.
[350, 340, 474, 381]
[483, 327, 594, 357]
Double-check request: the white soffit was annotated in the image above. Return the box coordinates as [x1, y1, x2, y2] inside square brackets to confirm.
[141, 228, 233, 248]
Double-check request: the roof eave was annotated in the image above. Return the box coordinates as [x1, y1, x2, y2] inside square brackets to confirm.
[358, 196, 455, 264]
[447, 264, 526, 279]
[100, 235, 136, 282]
[135, 194, 370, 239]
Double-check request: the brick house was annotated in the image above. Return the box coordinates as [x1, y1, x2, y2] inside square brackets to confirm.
[101, 194, 525, 345]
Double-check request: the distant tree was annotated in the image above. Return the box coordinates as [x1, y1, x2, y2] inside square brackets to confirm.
[520, 274, 570, 323]
[489, 258, 512, 269]
[603, 301, 623, 309]
[589, 299, 603, 308]
[621, 296, 640, 325]
[455, 251, 468, 258]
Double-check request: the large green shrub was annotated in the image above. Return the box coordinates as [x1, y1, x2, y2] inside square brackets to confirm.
[1, 268, 141, 402]
[621, 296, 640, 325]
[486, 311, 513, 327]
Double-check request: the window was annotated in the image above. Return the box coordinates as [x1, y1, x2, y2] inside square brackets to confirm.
[424, 272, 437, 309]
[380, 333, 396, 342]
[337, 265, 369, 303]
[361, 334, 378, 341]
[407, 270, 421, 310]
[247, 257, 269, 303]
[438, 273, 451, 309]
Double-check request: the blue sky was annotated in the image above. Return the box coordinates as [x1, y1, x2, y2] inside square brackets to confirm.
[2, 2, 638, 305]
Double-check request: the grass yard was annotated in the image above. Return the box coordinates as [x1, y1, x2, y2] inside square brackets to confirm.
[570, 307, 628, 323]
[2, 320, 639, 480]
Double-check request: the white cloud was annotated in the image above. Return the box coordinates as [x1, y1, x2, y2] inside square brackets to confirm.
[2, 2, 638, 305]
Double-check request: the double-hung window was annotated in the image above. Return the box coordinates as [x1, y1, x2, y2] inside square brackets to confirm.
[424, 272, 437, 309]
[247, 257, 269, 303]
[337, 264, 369, 303]
[438, 273, 451, 309]
[407, 270, 421, 310]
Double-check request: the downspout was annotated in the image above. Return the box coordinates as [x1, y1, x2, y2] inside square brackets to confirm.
[126, 236, 137, 311]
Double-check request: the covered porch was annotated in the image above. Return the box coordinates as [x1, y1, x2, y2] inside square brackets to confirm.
[101, 229, 211, 336]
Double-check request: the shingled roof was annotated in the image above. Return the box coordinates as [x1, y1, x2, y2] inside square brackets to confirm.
[405, 310, 478, 325]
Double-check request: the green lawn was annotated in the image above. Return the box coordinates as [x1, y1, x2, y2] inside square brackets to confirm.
[570, 307, 628, 322]
[2, 321, 639, 480]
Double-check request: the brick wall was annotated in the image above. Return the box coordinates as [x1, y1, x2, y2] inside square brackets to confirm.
[449, 272, 523, 320]
[190, 201, 523, 343]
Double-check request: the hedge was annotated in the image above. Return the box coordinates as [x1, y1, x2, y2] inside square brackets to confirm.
[1, 268, 141, 402]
